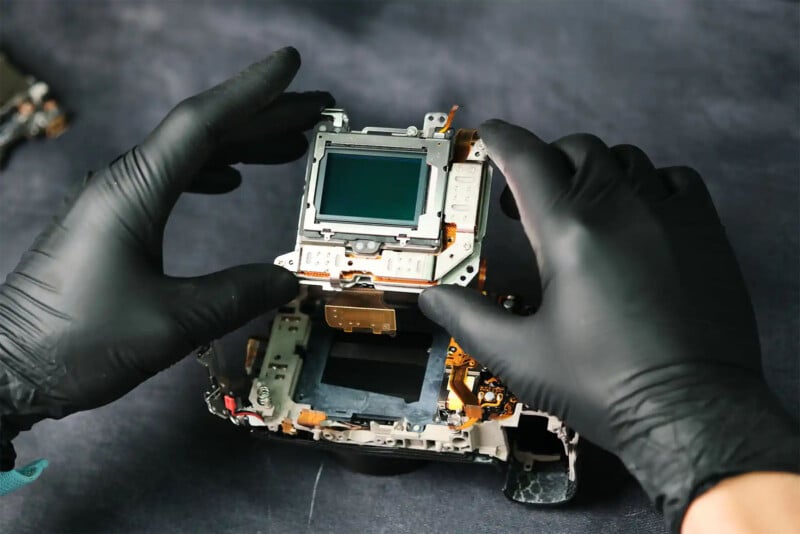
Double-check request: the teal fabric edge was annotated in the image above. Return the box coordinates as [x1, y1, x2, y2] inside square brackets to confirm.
[0, 458, 49, 495]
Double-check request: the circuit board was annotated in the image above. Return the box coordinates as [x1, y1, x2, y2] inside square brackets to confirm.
[438, 338, 518, 429]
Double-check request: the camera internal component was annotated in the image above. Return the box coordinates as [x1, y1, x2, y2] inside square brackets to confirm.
[274, 107, 490, 335]
[0, 52, 67, 166]
[199, 109, 579, 504]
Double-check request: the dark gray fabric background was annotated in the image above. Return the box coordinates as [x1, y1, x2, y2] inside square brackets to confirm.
[0, 1, 797, 533]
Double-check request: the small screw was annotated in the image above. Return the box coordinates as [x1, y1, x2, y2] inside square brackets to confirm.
[256, 385, 271, 406]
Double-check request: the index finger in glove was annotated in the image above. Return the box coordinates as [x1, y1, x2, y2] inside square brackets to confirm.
[135, 46, 301, 215]
[218, 91, 335, 147]
[204, 91, 335, 167]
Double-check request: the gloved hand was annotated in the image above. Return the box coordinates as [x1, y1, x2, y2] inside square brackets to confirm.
[0, 47, 333, 469]
[419, 120, 799, 532]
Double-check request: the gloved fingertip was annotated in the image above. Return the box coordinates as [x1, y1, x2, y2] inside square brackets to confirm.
[188, 165, 242, 194]
[418, 285, 467, 321]
[480, 118, 509, 128]
[479, 118, 511, 137]
[417, 284, 444, 313]
[313, 91, 336, 109]
[478, 119, 534, 154]
[266, 265, 300, 304]
[232, 133, 308, 165]
[173, 264, 301, 341]
[419, 286, 524, 371]
[273, 46, 301, 65]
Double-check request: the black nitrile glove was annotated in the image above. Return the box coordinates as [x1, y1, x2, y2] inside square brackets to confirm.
[0, 47, 333, 469]
[419, 120, 799, 532]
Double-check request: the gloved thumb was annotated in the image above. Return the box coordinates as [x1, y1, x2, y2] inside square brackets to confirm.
[418, 285, 525, 379]
[170, 264, 299, 348]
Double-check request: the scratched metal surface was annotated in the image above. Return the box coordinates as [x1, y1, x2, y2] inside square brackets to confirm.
[0, 1, 797, 533]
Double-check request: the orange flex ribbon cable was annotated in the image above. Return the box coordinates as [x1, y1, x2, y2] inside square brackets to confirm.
[438, 104, 460, 133]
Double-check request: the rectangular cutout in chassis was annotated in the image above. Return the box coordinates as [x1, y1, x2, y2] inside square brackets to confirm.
[322, 330, 432, 403]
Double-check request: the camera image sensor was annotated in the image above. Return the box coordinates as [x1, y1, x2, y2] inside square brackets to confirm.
[278, 110, 495, 294]
[316, 149, 429, 226]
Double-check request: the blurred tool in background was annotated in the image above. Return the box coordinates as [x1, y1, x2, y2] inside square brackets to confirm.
[0, 52, 67, 168]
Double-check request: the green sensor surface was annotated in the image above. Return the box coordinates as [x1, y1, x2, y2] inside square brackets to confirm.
[317, 150, 428, 225]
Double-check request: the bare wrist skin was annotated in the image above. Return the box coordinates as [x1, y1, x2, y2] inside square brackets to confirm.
[683, 472, 800, 534]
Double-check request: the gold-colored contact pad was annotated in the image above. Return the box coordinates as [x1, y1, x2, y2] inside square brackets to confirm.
[324, 289, 397, 335]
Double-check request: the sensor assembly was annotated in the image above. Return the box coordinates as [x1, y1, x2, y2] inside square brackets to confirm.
[199, 108, 579, 504]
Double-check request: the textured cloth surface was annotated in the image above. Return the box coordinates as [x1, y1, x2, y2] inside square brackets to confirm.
[0, 1, 797, 533]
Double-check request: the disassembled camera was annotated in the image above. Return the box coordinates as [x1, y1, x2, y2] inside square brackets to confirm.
[0, 52, 67, 167]
[199, 108, 579, 504]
